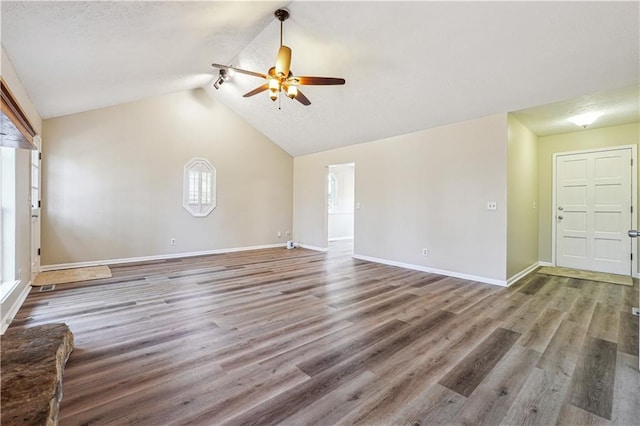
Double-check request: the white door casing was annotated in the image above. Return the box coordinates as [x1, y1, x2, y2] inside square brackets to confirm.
[554, 147, 635, 275]
[30, 135, 41, 280]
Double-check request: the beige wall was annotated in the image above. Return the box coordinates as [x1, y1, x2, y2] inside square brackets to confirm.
[1, 46, 43, 329]
[537, 122, 640, 265]
[294, 114, 508, 282]
[42, 89, 293, 265]
[506, 115, 539, 279]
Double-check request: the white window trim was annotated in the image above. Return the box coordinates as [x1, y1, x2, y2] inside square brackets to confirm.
[1, 147, 16, 284]
[183, 158, 216, 217]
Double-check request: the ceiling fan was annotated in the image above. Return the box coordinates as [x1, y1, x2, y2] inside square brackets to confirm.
[212, 9, 345, 106]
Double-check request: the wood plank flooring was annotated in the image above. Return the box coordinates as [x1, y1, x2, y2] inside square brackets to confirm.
[9, 242, 639, 425]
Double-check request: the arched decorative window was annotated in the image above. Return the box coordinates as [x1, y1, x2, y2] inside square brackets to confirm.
[183, 158, 216, 217]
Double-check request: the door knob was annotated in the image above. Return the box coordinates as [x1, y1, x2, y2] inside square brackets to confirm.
[628, 230, 640, 238]
[558, 206, 564, 211]
[558, 215, 564, 220]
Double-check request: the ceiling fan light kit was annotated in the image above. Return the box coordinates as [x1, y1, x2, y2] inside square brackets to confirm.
[211, 8, 345, 106]
[269, 78, 279, 101]
[286, 85, 298, 99]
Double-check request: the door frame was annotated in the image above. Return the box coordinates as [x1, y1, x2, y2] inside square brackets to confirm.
[551, 145, 637, 277]
[30, 135, 42, 281]
[324, 162, 356, 250]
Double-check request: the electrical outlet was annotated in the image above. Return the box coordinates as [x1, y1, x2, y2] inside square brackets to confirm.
[286, 231, 291, 237]
[422, 248, 428, 256]
[277, 231, 282, 238]
[170, 238, 176, 246]
[487, 201, 497, 211]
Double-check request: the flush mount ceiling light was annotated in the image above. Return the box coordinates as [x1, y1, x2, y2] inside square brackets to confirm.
[211, 8, 345, 106]
[567, 111, 603, 128]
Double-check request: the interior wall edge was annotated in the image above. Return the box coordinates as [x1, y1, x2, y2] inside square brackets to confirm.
[0, 280, 30, 335]
[506, 261, 541, 287]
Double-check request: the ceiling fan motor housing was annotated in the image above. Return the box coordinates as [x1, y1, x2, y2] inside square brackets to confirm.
[274, 9, 292, 78]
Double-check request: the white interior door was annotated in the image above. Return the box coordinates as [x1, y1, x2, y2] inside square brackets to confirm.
[30, 136, 41, 280]
[556, 148, 632, 275]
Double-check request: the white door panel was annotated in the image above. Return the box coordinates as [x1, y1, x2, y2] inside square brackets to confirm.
[556, 148, 632, 275]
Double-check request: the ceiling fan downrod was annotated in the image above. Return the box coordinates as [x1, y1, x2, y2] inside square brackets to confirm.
[274, 9, 290, 47]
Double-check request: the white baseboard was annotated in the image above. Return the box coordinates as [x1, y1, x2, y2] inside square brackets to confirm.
[1, 281, 31, 335]
[296, 243, 329, 252]
[0, 279, 21, 303]
[41, 243, 286, 271]
[507, 262, 541, 287]
[328, 236, 354, 242]
[352, 254, 507, 287]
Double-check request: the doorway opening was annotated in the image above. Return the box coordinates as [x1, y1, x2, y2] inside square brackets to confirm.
[327, 163, 355, 255]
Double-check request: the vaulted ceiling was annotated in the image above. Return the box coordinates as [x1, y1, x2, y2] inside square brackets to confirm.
[2, 1, 638, 156]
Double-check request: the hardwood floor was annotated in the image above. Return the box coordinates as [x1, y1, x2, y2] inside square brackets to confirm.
[10, 243, 639, 425]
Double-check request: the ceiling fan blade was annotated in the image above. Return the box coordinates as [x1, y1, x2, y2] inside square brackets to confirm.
[294, 88, 311, 106]
[275, 45, 292, 78]
[243, 84, 269, 98]
[294, 76, 346, 86]
[211, 63, 267, 79]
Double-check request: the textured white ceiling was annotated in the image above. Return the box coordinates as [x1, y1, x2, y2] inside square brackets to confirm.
[2, 1, 639, 156]
[1, 1, 288, 117]
[512, 85, 640, 136]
